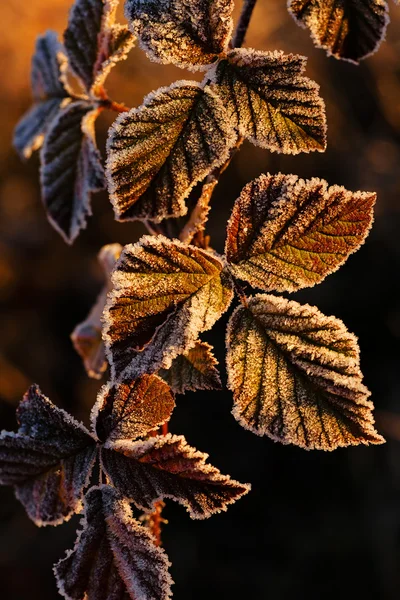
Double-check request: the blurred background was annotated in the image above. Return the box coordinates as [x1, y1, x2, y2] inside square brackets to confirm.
[1, 0, 400, 598]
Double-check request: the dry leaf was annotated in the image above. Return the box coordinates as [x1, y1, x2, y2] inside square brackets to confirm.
[159, 341, 221, 394]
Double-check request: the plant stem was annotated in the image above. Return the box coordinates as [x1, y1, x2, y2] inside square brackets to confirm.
[232, 0, 258, 49]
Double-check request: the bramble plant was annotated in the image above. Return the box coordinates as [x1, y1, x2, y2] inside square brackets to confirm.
[3, 0, 394, 598]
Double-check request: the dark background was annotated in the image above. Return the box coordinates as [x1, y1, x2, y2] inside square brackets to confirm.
[1, 1, 400, 598]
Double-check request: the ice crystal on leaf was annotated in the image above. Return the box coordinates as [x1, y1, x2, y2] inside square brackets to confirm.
[226, 294, 384, 450]
[103, 235, 234, 381]
[210, 49, 327, 154]
[106, 81, 236, 222]
[71, 243, 122, 379]
[288, 0, 390, 63]
[40, 101, 105, 244]
[13, 31, 70, 159]
[0, 385, 96, 525]
[54, 485, 173, 600]
[225, 173, 376, 293]
[125, 0, 234, 70]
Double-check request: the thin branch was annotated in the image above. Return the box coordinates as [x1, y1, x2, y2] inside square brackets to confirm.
[232, 0, 258, 49]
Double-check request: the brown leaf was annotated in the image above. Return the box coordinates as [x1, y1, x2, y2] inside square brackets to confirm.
[101, 434, 250, 519]
[159, 341, 221, 394]
[226, 294, 385, 450]
[106, 81, 236, 222]
[288, 0, 389, 63]
[103, 235, 233, 381]
[211, 49, 327, 154]
[54, 485, 173, 600]
[225, 173, 375, 293]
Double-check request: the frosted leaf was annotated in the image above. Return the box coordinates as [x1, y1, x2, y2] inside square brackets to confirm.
[211, 49, 327, 154]
[13, 31, 69, 159]
[106, 81, 236, 222]
[92, 23, 135, 95]
[101, 434, 250, 518]
[226, 294, 385, 450]
[103, 235, 233, 381]
[71, 244, 122, 379]
[54, 485, 173, 600]
[125, 0, 234, 69]
[40, 101, 105, 244]
[159, 341, 221, 394]
[93, 374, 175, 443]
[179, 180, 215, 244]
[0, 385, 96, 525]
[288, 0, 389, 63]
[225, 173, 376, 293]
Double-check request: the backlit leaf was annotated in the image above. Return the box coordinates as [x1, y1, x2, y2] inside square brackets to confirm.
[71, 243, 122, 379]
[93, 374, 175, 443]
[14, 31, 69, 159]
[225, 173, 375, 293]
[226, 295, 384, 450]
[159, 341, 221, 394]
[211, 49, 327, 154]
[288, 0, 389, 63]
[40, 101, 105, 244]
[101, 434, 250, 518]
[0, 385, 96, 525]
[54, 485, 173, 600]
[125, 0, 234, 69]
[103, 235, 233, 381]
[106, 81, 236, 222]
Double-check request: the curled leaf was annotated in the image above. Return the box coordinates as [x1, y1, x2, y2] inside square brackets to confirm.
[71, 243, 122, 379]
[159, 341, 221, 394]
[106, 81, 236, 222]
[211, 49, 327, 154]
[125, 0, 234, 69]
[40, 101, 105, 243]
[226, 294, 384, 450]
[103, 235, 233, 381]
[101, 434, 250, 519]
[14, 31, 69, 159]
[0, 385, 96, 525]
[93, 374, 175, 443]
[225, 173, 375, 292]
[54, 485, 173, 600]
[92, 23, 135, 95]
[288, 0, 389, 63]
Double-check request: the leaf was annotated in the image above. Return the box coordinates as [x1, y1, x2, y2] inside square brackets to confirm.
[71, 243, 122, 379]
[64, 0, 135, 93]
[101, 434, 250, 518]
[288, 0, 389, 63]
[40, 100, 105, 244]
[211, 49, 327, 154]
[54, 485, 173, 600]
[103, 235, 233, 381]
[159, 341, 221, 394]
[13, 31, 69, 159]
[93, 374, 175, 443]
[226, 294, 385, 450]
[0, 385, 96, 525]
[125, 0, 234, 69]
[106, 81, 236, 222]
[225, 173, 376, 293]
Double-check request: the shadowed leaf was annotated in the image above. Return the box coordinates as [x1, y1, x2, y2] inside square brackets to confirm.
[103, 235, 233, 381]
[101, 434, 250, 518]
[40, 101, 105, 244]
[159, 341, 221, 394]
[211, 49, 327, 153]
[225, 173, 375, 292]
[288, 0, 389, 63]
[0, 385, 96, 525]
[14, 31, 69, 159]
[125, 0, 234, 69]
[93, 374, 175, 443]
[106, 81, 236, 222]
[226, 294, 384, 450]
[54, 485, 173, 600]
[71, 243, 122, 379]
